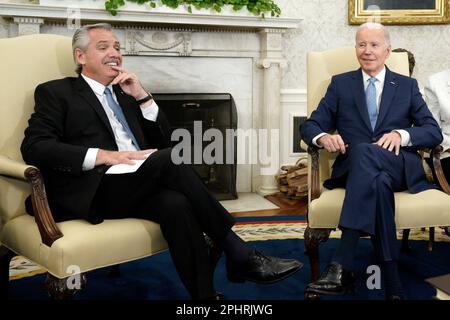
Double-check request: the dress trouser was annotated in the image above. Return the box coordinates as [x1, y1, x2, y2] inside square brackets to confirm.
[92, 148, 236, 299]
[339, 143, 407, 261]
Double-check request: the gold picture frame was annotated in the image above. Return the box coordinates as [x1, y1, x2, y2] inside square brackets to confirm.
[349, 0, 450, 25]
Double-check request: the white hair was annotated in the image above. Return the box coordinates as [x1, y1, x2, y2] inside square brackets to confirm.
[356, 22, 391, 46]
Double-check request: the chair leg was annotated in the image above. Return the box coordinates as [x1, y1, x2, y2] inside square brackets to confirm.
[44, 272, 87, 300]
[304, 226, 331, 300]
[428, 227, 435, 252]
[0, 246, 15, 300]
[401, 229, 411, 252]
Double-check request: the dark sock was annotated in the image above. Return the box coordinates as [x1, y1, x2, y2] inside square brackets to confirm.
[221, 230, 252, 265]
[382, 261, 405, 298]
[332, 228, 360, 270]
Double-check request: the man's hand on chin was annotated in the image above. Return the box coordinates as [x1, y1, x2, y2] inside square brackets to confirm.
[110, 66, 148, 101]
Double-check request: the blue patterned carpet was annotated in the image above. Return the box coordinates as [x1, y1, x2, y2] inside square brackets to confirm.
[8, 236, 450, 300]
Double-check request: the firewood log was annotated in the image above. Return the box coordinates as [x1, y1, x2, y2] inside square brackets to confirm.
[276, 156, 308, 199]
[286, 167, 308, 180]
[287, 175, 307, 187]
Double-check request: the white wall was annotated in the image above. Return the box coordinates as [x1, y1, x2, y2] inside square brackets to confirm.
[2, 0, 448, 87]
[277, 0, 450, 89]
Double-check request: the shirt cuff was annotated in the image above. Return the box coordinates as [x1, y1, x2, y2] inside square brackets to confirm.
[393, 129, 411, 147]
[82, 148, 99, 171]
[312, 133, 328, 147]
[141, 100, 159, 122]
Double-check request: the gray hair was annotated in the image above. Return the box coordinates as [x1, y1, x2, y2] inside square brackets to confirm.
[356, 22, 391, 46]
[72, 23, 113, 75]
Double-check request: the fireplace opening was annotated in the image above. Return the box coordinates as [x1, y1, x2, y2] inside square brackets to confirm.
[154, 93, 238, 200]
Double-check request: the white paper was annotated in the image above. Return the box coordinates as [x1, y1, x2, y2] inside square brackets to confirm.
[105, 151, 155, 174]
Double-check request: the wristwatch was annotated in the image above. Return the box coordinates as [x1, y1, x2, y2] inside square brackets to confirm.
[136, 92, 153, 105]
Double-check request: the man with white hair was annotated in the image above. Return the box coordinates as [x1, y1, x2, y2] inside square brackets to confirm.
[301, 23, 442, 300]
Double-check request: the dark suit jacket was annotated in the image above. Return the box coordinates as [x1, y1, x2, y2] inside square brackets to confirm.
[301, 67, 443, 193]
[21, 76, 171, 222]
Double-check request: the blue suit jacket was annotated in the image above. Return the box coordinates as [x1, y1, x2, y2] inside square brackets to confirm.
[301, 67, 443, 193]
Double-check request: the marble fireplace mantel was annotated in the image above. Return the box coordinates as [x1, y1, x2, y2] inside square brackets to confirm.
[0, 2, 300, 30]
[0, 2, 302, 195]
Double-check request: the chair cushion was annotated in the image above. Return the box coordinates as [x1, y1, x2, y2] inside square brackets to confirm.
[309, 189, 450, 230]
[1, 215, 167, 278]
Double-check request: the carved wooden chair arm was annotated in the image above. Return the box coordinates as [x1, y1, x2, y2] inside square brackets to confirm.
[0, 155, 63, 246]
[431, 145, 450, 195]
[307, 145, 321, 201]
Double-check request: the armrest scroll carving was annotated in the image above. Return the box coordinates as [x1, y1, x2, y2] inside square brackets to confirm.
[308, 145, 321, 201]
[24, 167, 63, 247]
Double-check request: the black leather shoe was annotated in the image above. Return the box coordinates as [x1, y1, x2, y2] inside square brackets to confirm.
[226, 249, 302, 284]
[305, 262, 355, 295]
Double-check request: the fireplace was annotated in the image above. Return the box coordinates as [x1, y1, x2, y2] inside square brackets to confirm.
[154, 93, 238, 200]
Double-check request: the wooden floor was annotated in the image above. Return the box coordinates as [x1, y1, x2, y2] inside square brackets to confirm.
[231, 193, 307, 218]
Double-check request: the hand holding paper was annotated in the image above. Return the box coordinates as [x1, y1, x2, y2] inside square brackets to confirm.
[94, 149, 157, 174]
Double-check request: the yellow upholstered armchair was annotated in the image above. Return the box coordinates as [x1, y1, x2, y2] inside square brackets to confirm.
[303, 47, 450, 297]
[0, 35, 168, 299]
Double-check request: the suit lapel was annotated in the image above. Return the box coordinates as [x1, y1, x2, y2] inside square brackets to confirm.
[75, 76, 115, 139]
[351, 69, 373, 132]
[113, 86, 146, 149]
[375, 67, 397, 130]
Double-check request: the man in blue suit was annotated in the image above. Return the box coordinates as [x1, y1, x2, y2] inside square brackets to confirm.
[301, 23, 442, 300]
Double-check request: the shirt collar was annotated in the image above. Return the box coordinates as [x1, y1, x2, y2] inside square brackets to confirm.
[362, 66, 386, 84]
[81, 74, 114, 96]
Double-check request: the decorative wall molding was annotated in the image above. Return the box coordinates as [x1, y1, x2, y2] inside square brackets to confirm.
[0, 3, 301, 30]
[281, 88, 307, 108]
[13, 16, 43, 35]
[125, 30, 192, 56]
[256, 58, 288, 69]
[280, 88, 307, 165]
[12, 16, 43, 24]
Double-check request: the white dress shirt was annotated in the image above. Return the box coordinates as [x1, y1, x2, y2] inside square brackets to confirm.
[81, 74, 159, 170]
[312, 67, 410, 147]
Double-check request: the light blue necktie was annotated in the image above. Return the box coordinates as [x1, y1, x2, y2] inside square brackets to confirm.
[365, 77, 378, 130]
[104, 87, 140, 150]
